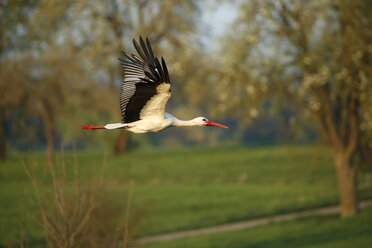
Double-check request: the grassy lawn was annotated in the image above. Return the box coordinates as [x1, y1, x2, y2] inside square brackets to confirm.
[137, 205, 372, 248]
[1, 145, 372, 245]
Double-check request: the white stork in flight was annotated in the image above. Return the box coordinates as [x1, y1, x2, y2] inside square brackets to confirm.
[82, 37, 228, 133]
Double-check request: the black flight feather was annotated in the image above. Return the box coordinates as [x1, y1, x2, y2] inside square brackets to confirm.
[140, 37, 151, 62]
[146, 37, 155, 60]
[133, 38, 146, 62]
[154, 58, 165, 81]
[161, 57, 169, 82]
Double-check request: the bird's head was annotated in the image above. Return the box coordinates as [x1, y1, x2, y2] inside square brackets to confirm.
[193, 117, 228, 129]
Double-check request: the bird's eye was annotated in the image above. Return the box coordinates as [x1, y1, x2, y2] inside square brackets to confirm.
[202, 118, 207, 122]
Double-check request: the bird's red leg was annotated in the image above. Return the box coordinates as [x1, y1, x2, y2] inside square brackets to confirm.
[82, 125, 106, 130]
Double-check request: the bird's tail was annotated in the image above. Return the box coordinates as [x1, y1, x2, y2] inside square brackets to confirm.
[82, 125, 106, 130]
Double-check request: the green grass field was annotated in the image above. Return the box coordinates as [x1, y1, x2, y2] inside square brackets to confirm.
[138, 205, 372, 248]
[1, 145, 372, 246]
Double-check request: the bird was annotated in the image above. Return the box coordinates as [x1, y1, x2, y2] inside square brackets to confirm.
[82, 36, 228, 133]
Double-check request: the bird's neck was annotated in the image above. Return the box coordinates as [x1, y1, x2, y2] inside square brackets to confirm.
[165, 113, 198, 127]
[173, 119, 198, 127]
[167, 114, 198, 127]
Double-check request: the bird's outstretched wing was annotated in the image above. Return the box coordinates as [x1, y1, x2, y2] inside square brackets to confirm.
[119, 36, 171, 123]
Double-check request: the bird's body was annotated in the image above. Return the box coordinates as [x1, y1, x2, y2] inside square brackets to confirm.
[104, 113, 174, 133]
[82, 36, 227, 133]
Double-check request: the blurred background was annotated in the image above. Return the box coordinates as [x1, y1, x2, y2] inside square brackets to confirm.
[1, 0, 372, 247]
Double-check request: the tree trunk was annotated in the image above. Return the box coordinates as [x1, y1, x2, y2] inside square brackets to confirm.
[45, 119, 54, 165]
[41, 99, 54, 165]
[335, 153, 359, 217]
[0, 108, 6, 160]
[114, 130, 130, 155]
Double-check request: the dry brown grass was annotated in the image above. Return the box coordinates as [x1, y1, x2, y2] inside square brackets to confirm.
[21, 148, 143, 248]
[24, 149, 104, 248]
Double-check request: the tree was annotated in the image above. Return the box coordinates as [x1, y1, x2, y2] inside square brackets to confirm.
[218, 0, 372, 216]
[0, 50, 88, 163]
[0, 0, 81, 161]
[0, 0, 39, 160]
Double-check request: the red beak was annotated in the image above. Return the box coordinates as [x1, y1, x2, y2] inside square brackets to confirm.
[206, 120, 228, 129]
